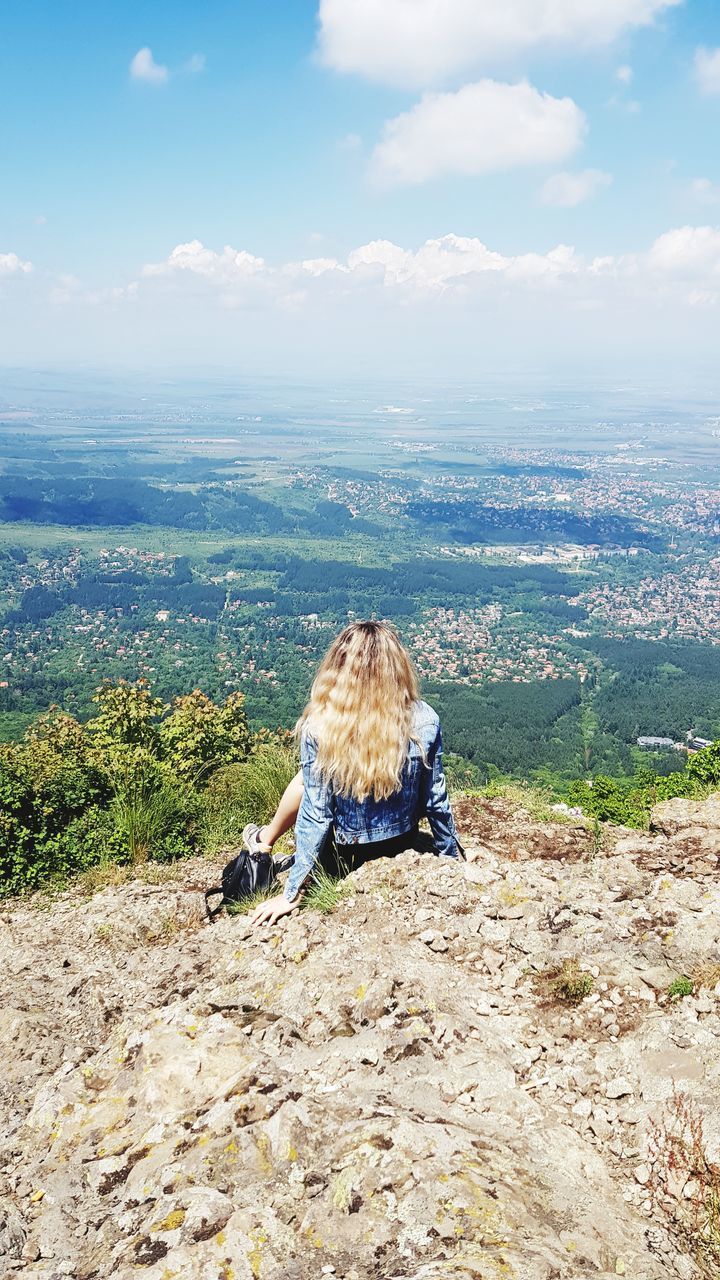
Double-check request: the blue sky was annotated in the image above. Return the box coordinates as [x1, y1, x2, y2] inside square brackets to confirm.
[2, 0, 720, 376]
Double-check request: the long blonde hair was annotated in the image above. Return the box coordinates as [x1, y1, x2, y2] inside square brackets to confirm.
[297, 620, 420, 802]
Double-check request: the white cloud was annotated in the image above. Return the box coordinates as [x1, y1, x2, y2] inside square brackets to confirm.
[9, 226, 720, 371]
[343, 235, 585, 287]
[0, 252, 33, 275]
[141, 233, 588, 301]
[143, 239, 267, 284]
[691, 178, 720, 206]
[301, 256, 342, 277]
[317, 0, 682, 88]
[540, 169, 613, 207]
[129, 47, 169, 85]
[616, 64, 634, 83]
[647, 225, 720, 278]
[370, 80, 586, 186]
[106, 224, 720, 319]
[49, 273, 138, 306]
[695, 47, 720, 96]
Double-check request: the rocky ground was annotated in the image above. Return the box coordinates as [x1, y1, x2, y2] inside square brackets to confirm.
[1, 794, 719, 1280]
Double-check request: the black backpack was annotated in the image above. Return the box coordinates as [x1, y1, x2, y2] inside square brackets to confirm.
[205, 848, 295, 921]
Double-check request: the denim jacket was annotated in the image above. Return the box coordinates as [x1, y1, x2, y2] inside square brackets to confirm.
[285, 700, 462, 901]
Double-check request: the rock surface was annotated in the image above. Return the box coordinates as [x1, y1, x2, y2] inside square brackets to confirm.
[1, 798, 719, 1279]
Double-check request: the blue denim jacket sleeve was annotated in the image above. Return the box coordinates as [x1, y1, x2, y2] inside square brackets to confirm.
[419, 723, 463, 858]
[284, 731, 334, 901]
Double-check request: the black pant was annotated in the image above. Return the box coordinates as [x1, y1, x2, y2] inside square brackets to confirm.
[317, 824, 435, 878]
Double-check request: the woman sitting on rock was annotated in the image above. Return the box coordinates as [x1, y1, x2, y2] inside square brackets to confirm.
[246, 619, 463, 927]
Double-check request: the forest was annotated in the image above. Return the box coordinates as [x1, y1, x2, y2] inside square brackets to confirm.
[4, 532, 720, 782]
[407, 498, 665, 549]
[0, 477, 379, 538]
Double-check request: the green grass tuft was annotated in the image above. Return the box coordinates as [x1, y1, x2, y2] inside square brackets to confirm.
[225, 884, 276, 916]
[200, 744, 299, 855]
[302, 867, 352, 914]
[668, 976, 694, 1001]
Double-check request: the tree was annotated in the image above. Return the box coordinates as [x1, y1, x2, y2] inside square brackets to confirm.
[687, 741, 720, 788]
[159, 689, 251, 782]
[89, 679, 165, 753]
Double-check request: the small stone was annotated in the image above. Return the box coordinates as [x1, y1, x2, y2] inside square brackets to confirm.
[634, 1164, 650, 1185]
[606, 1078, 633, 1099]
[570, 1068, 592, 1094]
[428, 935, 449, 953]
[589, 1107, 612, 1140]
[666, 1169, 688, 1200]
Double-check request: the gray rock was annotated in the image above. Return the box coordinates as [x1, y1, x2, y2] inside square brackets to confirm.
[606, 1077, 634, 1099]
[3, 803, 720, 1280]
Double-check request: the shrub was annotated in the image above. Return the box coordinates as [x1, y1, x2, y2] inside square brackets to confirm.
[443, 752, 487, 792]
[89, 679, 164, 752]
[687, 740, 720, 788]
[159, 689, 252, 783]
[0, 717, 113, 894]
[567, 775, 649, 827]
[0, 681, 258, 896]
[567, 738, 720, 829]
[540, 959, 594, 1004]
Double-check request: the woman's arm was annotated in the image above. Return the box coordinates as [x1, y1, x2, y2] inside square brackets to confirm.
[283, 744, 334, 899]
[248, 733, 334, 927]
[419, 723, 464, 858]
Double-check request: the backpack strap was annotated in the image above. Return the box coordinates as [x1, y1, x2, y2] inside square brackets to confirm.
[204, 886, 225, 922]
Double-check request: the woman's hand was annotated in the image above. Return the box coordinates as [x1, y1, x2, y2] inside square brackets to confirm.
[247, 892, 300, 928]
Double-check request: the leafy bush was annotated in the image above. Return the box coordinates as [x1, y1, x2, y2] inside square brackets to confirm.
[0, 681, 279, 896]
[89, 679, 164, 752]
[687, 740, 720, 787]
[0, 715, 112, 893]
[567, 738, 720, 828]
[567, 775, 650, 827]
[443, 752, 487, 792]
[159, 689, 251, 782]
